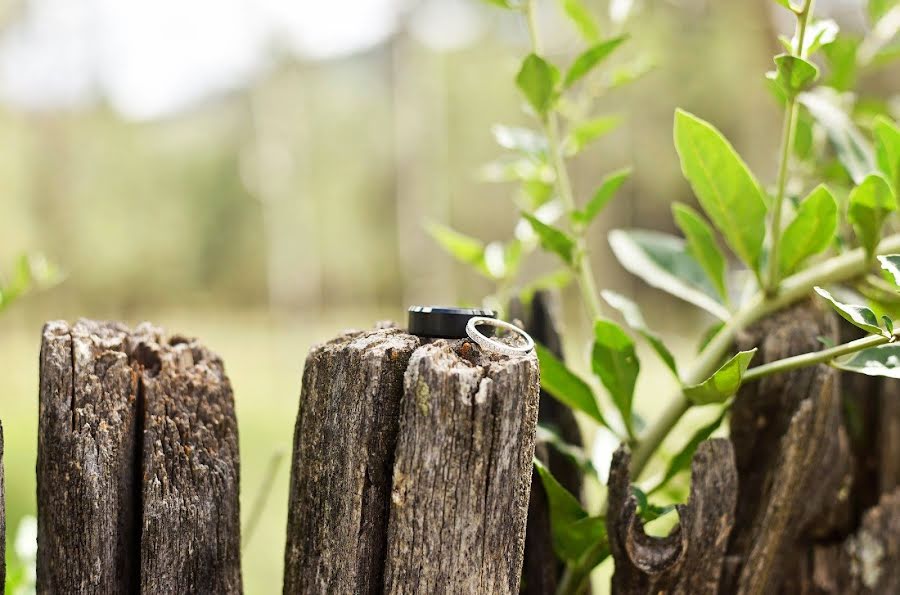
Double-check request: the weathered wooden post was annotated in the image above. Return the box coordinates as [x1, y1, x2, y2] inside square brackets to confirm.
[283, 324, 540, 594]
[1, 420, 5, 588]
[36, 319, 241, 594]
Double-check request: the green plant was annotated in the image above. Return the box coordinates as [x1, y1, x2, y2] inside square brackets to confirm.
[0, 254, 62, 314]
[432, 0, 900, 592]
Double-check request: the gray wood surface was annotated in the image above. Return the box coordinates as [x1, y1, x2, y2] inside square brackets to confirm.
[36, 319, 241, 594]
[283, 327, 420, 594]
[382, 339, 540, 594]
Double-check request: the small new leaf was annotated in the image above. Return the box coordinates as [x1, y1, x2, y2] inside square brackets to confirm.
[558, 0, 600, 43]
[592, 320, 640, 435]
[673, 110, 767, 275]
[684, 349, 756, 405]
[848, 173, 897, 261]
[778, 184, 838, 275]
[572, 168, 631, 226]
[535, 342, 608, 427]
[522, 212, 577, 265]
[517, 54, 560, 116]
[534, 458, 608, 562]
[878, 255, 900, 286]
[672, 203, 728, 302]
[426, 222, 492, 278]
[814, 286, 886, 336]
[563, 115, 622, 156]
[564, 36, 628, 89]
[769, 54, 819, 97]
[601, 289, 679, 377]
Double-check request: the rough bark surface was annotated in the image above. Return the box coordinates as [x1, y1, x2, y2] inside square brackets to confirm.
[511, 292, 584, 595]
[382, 338, 540, 594]
[138, 329, 242, 594]
[36, 319, 241, 594]
[1, 420, 4, 588]
[723, 302, 854, 594]
[283, 327, 420, 595]
[608, 440, 738, 595]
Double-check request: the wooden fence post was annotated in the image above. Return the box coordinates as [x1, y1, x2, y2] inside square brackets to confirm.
[283, 325, 540, 594]
[36, 319, 241, 594]
[1, 420, 5, 588]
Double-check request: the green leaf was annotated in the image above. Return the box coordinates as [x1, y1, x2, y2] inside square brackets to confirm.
[823, 37, 859, 91]
[814, 286, 886, 336]
[558, 0, 600, 43]
[799, 89, 876, 184]
[671, 203, 728, 303]
[534, 458, 608, 562]
[537, 424, 598, 479]
[803, 19, 839, 54]
[592, 320, 640, 435]
[655, 406, 728, 492]
[563, 36, 628, 89]
[869, 0, 900, 23]
[426, 222, 492, 278]
[535, 343, 608, 427]
[601, 289, 679, 377]
[673, 110, 767, 274]
[833, 343, 900, 378]
[878, 255, 900, 286]
[848, 173, 897, 260]
[516, 54, 560, 115]
[482, 0, 516, 7]
[608, 229, 730, 320]
[684, 349, 757, 405]
[884, 316, 894, 335]
[773, 0, 797, 11]
[522, 212, 577, 265]
[778, 184, 838, 275]
[491, 125, 548, 155]
[631, 486, 677, 522]
[572, 168, 631, 226]
[563, 115, 622, 156]
[874, 116, 900, 195]
[768, 54, 819, 97]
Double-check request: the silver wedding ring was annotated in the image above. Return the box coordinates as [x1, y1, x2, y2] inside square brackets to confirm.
[465, 316, 535, 356]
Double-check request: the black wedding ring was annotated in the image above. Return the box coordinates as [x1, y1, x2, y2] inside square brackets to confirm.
[407, 306, 497, 339]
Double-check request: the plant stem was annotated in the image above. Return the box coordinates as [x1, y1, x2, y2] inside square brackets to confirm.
[524, 0, 604, 322]
[765, 0, 815, 296]
[630, 232, 900, 479]
[742, 332, 892, 383]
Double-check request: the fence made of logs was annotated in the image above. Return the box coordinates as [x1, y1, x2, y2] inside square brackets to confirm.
[1, 293, 899, 594]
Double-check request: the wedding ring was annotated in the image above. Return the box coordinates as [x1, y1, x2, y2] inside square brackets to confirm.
[465, 316, 535, 356]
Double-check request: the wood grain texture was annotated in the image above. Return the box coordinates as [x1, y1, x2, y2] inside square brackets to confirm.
[36, 320, 241, 594]
[37, 320, 142, 593]
[608, 440, 737, 595]
[382, 339, 540, 595]
[138, 330, 242, 594]
[283, 327, 420, 595]
[1, 420, 4, 589]
[723, 302, 854, 595]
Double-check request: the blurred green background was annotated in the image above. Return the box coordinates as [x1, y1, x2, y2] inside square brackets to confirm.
[0, 0, 897, 592]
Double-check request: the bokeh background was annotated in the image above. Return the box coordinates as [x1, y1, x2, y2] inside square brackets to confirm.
[0, 0, 897, 592]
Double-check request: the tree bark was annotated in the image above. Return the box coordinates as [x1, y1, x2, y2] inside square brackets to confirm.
[608, 440, 738, 595]
[382, 338, 540, 594]
[283, 327, 421, 594]
[36, 319, 241, 594]
[1, 420, 5, 588]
